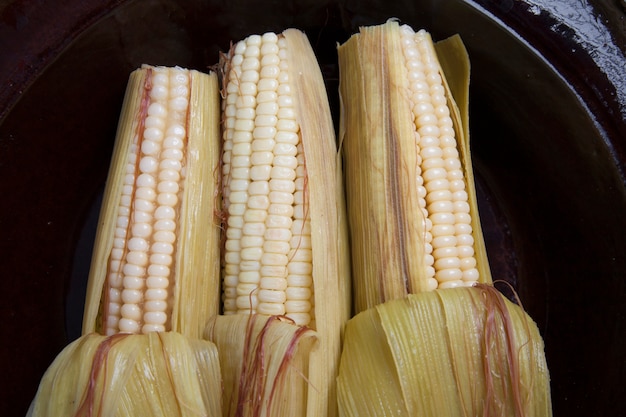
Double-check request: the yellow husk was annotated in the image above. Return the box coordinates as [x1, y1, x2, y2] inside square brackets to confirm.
[30, 332, 222, 417]
[171, 68, 222, 338]
[81, 67, 222, 338]
[338, 21, 426, 310]
[282, 28, 351, 417]
[337, 286, 552, 417]
[82, 69, 145, 336]
[205, 314, 317, 417]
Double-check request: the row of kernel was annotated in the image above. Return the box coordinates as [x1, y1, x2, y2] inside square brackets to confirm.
[222, 37, 257, 314]
[256, 32, 293, 318]
[415, 32, 479, 287]
[400, 24, 438, 292]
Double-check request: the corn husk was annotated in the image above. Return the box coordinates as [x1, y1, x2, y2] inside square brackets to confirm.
[434, 34, 490, 286]
[284, 28, 352, 417]
[337, 285, 552, 416]
[30, 332, 222, 417]
[205, 314, 317, 417]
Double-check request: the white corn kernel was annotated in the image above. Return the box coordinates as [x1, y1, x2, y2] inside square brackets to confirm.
[102, 67, 193, 335]
[400, 25, 479, 289]
[221, 32, 314, 320]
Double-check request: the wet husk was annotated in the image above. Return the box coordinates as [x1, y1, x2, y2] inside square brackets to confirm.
[272, 29, 351, 417]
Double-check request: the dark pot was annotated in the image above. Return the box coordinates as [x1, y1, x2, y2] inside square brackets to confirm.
[1, 0, 624, 415]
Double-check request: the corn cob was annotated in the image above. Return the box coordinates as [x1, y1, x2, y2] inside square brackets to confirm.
[339, 21, 490, 313]
[337, 20, 551, 416]
[208, 28, 350, 417]
[29, 65, 224, 417]
[82, 65, 222, 339]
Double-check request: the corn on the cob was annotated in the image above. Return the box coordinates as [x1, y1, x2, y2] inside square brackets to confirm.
[29, 332, 222, 417]
[212, 28, 350, 417]
[337, 20, 551, 416]
[29, 65, 225, 417]
[339, 20, 490, 313]
[82, 65, 222, 339]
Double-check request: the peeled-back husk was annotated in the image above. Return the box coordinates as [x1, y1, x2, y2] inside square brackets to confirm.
[29, 332, 222, 417]
[283, 28, 351, 417]
[337, 285, 552, 417]
[205, 314, 317, 417]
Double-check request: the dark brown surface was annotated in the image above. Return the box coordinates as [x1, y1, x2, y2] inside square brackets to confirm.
[1, 0, 625, 416]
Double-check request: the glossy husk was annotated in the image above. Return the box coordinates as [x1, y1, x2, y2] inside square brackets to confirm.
[337, 21, 551, 417]
[284, 28, 351, 417]
[337, 285, 552, 416]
